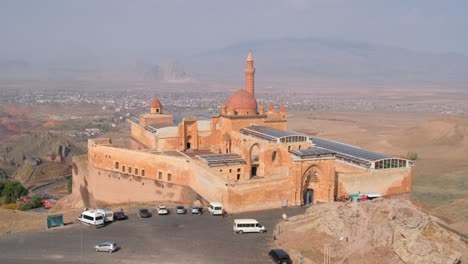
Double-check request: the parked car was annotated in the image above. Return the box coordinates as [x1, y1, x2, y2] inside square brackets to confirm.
[268, 249, 292, 264]
[176, 205, 186, 214]
[157, 205, 169, 215]
[113, 211, 128, 220]
[191, 206, 201, 214]
[94, 241, 119, 253]
[138, 208, 152, 218]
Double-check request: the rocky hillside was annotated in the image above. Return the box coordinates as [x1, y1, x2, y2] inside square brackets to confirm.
[275, 198, 465, 264]
[3, 131, 86, 165]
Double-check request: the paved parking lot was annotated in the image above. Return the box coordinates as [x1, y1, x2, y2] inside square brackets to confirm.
[0, 206, 305, 264]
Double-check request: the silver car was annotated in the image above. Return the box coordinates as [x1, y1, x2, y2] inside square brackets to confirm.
[94, 241, 119, 253]
[176, 205, 186, 214]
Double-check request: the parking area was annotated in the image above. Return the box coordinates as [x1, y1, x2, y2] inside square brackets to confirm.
[0, 206, 305, 264]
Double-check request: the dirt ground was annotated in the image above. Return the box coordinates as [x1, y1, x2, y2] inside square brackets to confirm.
[0, 207, 83, 235]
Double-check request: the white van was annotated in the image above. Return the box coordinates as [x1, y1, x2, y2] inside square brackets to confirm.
[207, 202, 223, 215]
[233, 219, 266, 234]
[97, 208, 114, 222]
[79, 210, 105, 228]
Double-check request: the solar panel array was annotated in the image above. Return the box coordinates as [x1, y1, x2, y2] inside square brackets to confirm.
[198, 154, 246, 167]
[129, 116, 140, 123]
[241, 125, 305, 141]
[144, 125, 158, 133]
[312, 137, 392, 164]
[291, 147, 335, 157]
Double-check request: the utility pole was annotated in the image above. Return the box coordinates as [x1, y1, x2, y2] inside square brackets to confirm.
[323, 244, 330, 264]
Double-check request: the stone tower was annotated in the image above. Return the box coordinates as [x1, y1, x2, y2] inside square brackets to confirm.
[150, 97, 162, 114]
[245, 51, 255, 96]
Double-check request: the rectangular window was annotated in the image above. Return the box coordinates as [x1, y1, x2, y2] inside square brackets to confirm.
[115, 162, 119, 169]
[141, 169, 145, 176]
[135, 168, 139, 175]
[128, 167, 132, 174]
[158, 172, 162, 180]
[84, 215, 93, 221]
[237, 168, 241, 172]
[167, 173, 172, 181]
[122, 166, 126, 173]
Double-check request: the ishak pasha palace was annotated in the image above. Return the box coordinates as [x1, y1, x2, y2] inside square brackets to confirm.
[73, 52, 413, 213]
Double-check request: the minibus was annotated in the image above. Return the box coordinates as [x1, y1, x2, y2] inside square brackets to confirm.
[233, 219, 266, 234]
[78, 210, 105, 228]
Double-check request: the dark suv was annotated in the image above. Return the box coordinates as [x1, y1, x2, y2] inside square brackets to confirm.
[138, 208, 152, 218]
[113, 211, 128, 220]
[268, 249, 292, 264]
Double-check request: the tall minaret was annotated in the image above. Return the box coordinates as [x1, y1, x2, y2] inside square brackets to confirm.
[245, 51, 255, 96]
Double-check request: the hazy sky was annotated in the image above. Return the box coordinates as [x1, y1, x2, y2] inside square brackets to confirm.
[1, 0, 467, 63]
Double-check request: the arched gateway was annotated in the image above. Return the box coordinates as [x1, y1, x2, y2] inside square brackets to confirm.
[249, 143, 261, 178]
[302, 166, 319, 206]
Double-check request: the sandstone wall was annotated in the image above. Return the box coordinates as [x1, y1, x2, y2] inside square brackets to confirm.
[84, 139, 228, 206]
[226, 176, 292, 213]
[72, 155, 193, 207]
[336, 163, 412, 197]
[130, 121, 157, 148]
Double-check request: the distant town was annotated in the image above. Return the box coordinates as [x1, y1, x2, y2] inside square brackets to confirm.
[1, 86, 467, 116]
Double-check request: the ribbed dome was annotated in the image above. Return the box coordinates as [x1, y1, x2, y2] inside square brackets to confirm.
[226, 89, 257, 111]
[150, 97, 161, 108]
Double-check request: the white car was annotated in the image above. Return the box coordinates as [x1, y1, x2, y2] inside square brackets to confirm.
[157, 205, 168, 215]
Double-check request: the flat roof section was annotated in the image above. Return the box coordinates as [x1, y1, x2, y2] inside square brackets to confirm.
[197, 153, 246, 167]
[311, 137, 392, 165]
[162, 151, 187, 157]
[241, 125, 307, 142]
[291, 147, 335, 158]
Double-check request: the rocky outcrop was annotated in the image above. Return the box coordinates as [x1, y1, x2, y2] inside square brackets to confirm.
[275, 198, 464, 264]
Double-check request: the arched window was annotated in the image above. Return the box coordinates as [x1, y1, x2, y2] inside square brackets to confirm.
[272, 151, 277, 162]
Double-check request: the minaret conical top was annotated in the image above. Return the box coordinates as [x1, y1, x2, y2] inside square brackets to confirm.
[246, 51, 253, 61]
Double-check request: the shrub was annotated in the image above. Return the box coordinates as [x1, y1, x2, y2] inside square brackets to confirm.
[17, 202, 33, 211]
[30, 196, 43, 208]
[406, 151, 418, 161]
[2, 181, 28, 204]
[7, 203, 17, 210]
[17, 196, 43, 211]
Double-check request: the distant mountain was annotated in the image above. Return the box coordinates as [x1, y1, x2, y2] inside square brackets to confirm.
[1, 37, 467, 90]
[182, 37, 468, 89]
